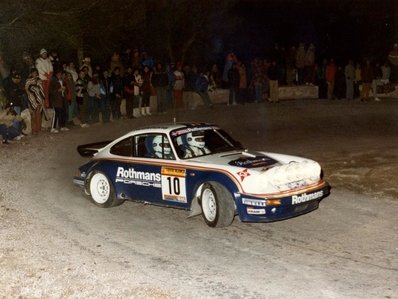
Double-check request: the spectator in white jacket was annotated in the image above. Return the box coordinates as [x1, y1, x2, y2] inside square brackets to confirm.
[35, 48, 53, 108]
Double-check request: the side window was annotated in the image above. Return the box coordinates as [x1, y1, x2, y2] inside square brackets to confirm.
[133, 134, 175, 160]
[110, 137, 133, 157]
[133, 134, 152, 158]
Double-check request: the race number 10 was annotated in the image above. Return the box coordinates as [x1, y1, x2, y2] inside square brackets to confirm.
[161, 168, 187, 203]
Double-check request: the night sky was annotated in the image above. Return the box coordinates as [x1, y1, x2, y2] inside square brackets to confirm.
[226, 0, 396, 64]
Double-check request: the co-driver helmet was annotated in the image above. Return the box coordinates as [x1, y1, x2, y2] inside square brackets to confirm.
[152, 135, 171, 156]
[186, 131, 206, 148]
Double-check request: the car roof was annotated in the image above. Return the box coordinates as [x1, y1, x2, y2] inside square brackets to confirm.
[129, 122, 218, 135]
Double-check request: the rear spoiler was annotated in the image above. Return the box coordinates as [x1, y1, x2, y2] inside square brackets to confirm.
[77, 140, 112, 158]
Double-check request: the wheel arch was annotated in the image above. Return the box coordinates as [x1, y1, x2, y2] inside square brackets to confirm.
[83, 161, 117, 197]
[188, 170, 239, 217]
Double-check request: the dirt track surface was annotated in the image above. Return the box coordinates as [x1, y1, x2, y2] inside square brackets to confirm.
[0, 99, 397, 298]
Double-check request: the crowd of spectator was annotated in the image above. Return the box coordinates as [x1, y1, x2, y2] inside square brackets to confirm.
[0, 42, 397, 144]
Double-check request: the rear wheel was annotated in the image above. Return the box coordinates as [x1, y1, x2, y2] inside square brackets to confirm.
[200, 182, 235, 227]
[88, 171, 122, 207]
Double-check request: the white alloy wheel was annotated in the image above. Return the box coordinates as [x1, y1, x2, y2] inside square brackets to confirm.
[90, 172, 111, 205]
[200, 182, 235, 227]
[202, 188, 217, 222]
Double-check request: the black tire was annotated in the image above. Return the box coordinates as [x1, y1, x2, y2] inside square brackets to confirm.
[88, 171, 123, 208]
[200, 182, 235, 227]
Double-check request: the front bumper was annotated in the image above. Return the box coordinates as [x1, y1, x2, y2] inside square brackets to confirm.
[236, 181, 330, 222]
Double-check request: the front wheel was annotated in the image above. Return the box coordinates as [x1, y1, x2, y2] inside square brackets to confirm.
[88, 171, 122, 208]
[200, 182, 235, 227]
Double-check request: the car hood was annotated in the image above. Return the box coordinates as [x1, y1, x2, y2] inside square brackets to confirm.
[188, 150, 322, 194]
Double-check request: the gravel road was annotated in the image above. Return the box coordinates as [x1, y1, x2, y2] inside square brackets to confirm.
[0, 99, 397, 298]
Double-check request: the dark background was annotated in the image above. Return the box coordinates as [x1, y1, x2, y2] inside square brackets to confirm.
[226, 0, 397, 64]
[0, 0, 397, 66]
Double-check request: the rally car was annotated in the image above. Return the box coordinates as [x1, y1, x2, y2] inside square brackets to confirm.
[73, 123, 330, 227]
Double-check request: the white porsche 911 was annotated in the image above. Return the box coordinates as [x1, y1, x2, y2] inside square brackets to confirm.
[74, 123, 330, 227]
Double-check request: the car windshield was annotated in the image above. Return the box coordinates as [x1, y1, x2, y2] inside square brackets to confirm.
[171, 126, 243, 159]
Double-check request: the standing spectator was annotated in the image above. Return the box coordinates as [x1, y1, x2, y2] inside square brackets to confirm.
[49, 50, 62, 71]
[295, 43, 306, 84]
[49, 70, 68, 133]
[334, 65, 346, 100]
[251, 58, 266, 103]
[354, 63, 362, 99]
[133, 68, 143, 117]
[75, 69, 89, 127]
[25, 68, 45, 134]
[316, 59, 328, 99]
[381, 61, 391, 83]
[304, 43, 316, 84]
[372, 63, 382, 102]
[210, 64, 221, 88]
[65, 61, 79, 82]
[64, 72, 78, 125]
[227, 63, 240, 105]
[35, 48, 53, 108]
[360, 59, 374, 102]
[270, 43, 286, 84]
[151, 62, 169, 114]
[222, 52, 238, 86]
[194, 70, 213, 109]
[267, 60, 279, 103]
[110, 51, 124, 75]
[87, 73, 101, 123]
[173, 62, 185, 109]
[141, 65, 152, 115]
[140, 51, 154, 69]
[99, 70, 113, 122]
[237, 61, 247, 104]
[80, 57, 93, 78]
[131, 48, 141, 69]
[387, 43, 398, 83]
[326, 59, 337, 100]
[166, 63, 175, 110]
[110, 67, 124, 120]
[344, 59, 355, 100]
[286, 45, 297, 86]
[123, 66, 135, 118]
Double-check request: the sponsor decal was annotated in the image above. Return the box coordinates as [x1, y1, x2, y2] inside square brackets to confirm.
[230, 157, 278, 168]
[161, 167, 187, 203]
[161, 167, 186, 177]
[171, 126, 217, 137]
[242, 198, 267, 207]
[115, 167, 161, 188]
[292, 190, 324, 205]
[237, 168, 251, 182]
[287, 180, 308, 189]
[247, 207, 266, 215]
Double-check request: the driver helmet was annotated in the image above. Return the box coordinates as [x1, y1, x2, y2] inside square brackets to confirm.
[152, 135, 171, 156]
[186, 131, 206, 148]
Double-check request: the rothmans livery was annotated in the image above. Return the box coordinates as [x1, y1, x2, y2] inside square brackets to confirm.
[73, 123, 330, 227]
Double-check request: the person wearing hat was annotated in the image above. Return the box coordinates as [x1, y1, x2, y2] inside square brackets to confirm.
[4, 72, 24, 107]
[35, 48, 53, 108]
[3, 70, 27, 133]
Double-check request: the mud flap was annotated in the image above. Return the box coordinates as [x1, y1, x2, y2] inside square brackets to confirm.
[188, 197, 202, 218]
